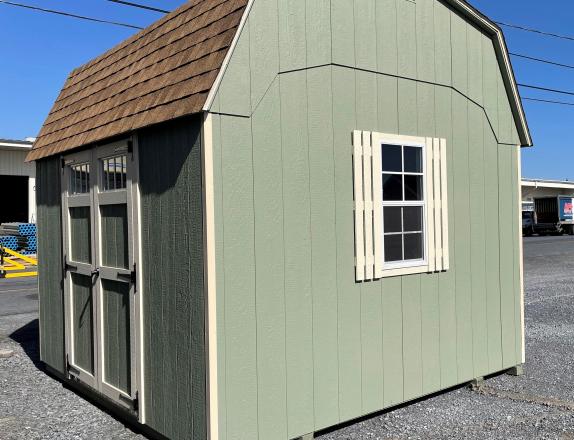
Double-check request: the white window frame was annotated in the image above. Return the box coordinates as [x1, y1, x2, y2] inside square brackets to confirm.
[378, 136, 428, 272]
[354, 131, 449, 281]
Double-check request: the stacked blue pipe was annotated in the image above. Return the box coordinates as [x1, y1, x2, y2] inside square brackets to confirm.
[0, 223, 37, 254]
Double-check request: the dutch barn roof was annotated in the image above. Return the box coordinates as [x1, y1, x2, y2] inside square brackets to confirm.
[28, 0, 531, 161]
[28, 0, 249, 161]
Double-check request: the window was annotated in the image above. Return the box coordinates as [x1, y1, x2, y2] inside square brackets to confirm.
[102, 155, 127, 191]
[381, 143, 425, 266]
[70, 163, 90, 195]
[353, 131, 449, 281]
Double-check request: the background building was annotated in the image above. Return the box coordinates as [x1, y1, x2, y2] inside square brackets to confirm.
[522, 178, 574, 211]
[0, 138, 36, 224]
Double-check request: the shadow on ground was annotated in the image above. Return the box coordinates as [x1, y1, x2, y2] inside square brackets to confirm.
[9, 318, 41, 368]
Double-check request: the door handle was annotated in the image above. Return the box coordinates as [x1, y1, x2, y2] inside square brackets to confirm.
[91, 268, 100, 278]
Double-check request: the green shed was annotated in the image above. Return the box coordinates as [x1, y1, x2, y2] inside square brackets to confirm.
[29, 0, 532, 439]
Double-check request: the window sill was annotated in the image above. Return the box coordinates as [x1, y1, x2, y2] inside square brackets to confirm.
[379, 264, 431, 278]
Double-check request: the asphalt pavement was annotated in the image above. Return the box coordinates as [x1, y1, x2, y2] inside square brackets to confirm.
[0, 278, 38, 317]
[1, 236, 574, 439]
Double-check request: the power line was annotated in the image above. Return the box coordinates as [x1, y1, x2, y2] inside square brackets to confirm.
[510, 52, 574, 71]
[0, 0, 143, 29]
[106, 0, 169, 14]
[496, 21, 574, 42]
[518, 83, 574, 97]
[522, 97, 574, 107]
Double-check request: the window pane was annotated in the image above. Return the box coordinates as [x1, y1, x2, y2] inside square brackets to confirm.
[405, 175, 423, 201]
[404, 233, 423, 260]
[384, 207, 402, 233]
[403, 206, 423, 232]
[102, 155, 127, 192]
[383, 174, 403, 201]
[384, 234, 403, 262]
[70, 163, 90, 195]
[381, 144, 402, 172]
[404, 146, 422, 173]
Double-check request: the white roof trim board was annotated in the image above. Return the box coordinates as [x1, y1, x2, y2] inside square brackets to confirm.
[204, 0, 532, 147]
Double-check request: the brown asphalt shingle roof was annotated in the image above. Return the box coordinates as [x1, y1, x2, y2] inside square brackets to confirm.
[28, 0, 248, 161]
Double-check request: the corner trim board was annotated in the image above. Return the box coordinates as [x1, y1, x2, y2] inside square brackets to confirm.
[201, 112, 219, 440]
[517, 145, 525, 363]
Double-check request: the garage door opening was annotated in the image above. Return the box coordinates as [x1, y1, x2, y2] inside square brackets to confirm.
[0, 175, 29, 224]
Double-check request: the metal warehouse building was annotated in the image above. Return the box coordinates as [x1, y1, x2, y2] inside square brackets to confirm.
[29, 0, 532, 439]
[0, 138, 36, 225]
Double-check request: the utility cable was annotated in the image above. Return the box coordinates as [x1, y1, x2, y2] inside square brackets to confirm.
[518, 83, 574, 97]
[510, 52, 574, 71]
[0, 0, 143, 29]
[522, 97, 574, 107]
[106, 0, 169, 14]
[496, 21, 574, 42]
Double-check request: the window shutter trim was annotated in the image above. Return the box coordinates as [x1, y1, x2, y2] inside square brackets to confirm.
[363, 131, 374, 280]
[433, 138, 444, 271]
[372, 135, 383, 279]
[440, 138, 450, 270]
[425, 138, 436, 273]
[354, 131, 449, 280]
[353, 130, 366, 281]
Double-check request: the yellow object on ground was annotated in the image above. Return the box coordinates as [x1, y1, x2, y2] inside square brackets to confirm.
[0, 247, 37, 278]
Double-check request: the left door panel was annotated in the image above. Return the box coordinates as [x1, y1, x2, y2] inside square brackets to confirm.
[62, 151, 98, 389]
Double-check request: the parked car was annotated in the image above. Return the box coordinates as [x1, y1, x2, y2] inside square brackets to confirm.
[522, 211, 534, 236]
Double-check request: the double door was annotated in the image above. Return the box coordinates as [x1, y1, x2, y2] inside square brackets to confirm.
[62, 141, 139, 412]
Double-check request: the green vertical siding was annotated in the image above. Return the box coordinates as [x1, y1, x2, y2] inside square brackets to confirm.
[209, 0, 525, 438]
[252, 80, 288, 440]
[280, 71, 314, 438]
[71, 273, 95, 374]
[138, 116, 205, 440]
[37, 158, 65, 374]
[332, 67, 363, 420]
[307, 67, 339, 429]
[102, 279, 131, 394]
[100, 204, 128, 269]
[69, 206, 91, 264]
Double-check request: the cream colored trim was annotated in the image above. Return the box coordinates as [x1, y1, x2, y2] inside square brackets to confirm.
[377, 264, 430, 278]
[363, 132, 374, 280]
[425, 138, 436, 273]
[353, 130, 365, 281]
[372, 139, 383, 279]
[202, 113, 219, 440]
[432, 138, 443, 271]
[131, 135, 146, 423]
[440, 139, 450, 271]
[517, 145, 525, 363]
[202, 0, 256, 112]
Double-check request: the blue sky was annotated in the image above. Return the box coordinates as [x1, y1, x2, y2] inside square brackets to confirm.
[0, 0, 571, 179]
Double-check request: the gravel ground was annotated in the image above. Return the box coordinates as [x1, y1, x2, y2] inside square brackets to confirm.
[1, 236, 574, 439]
